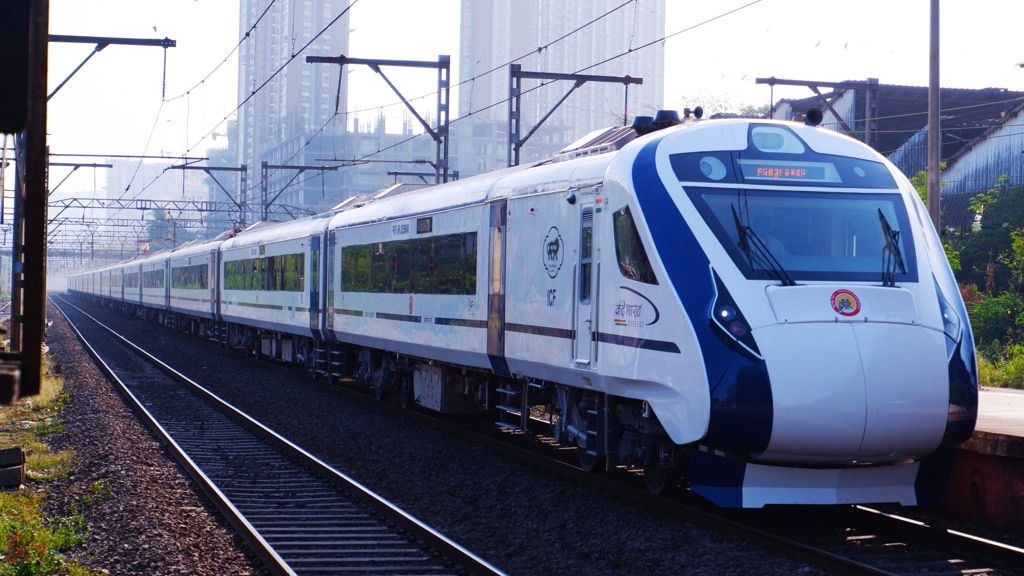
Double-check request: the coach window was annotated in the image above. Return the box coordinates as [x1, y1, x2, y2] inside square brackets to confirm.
[340, 232, 477, 295]
[341, 245, 370, 292]
[613, 205, 658, 284]
[172, 264, 208, 289]
[284, 253, 304, 291]
[143, 269, 164, 288]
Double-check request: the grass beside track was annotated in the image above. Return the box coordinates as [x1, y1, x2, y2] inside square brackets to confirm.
[0, 350, 100, 576]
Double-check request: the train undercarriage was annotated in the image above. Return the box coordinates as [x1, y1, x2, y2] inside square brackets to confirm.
[104, 295, 683, 494]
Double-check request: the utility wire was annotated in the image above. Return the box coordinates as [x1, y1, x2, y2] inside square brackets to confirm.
[113, 0, 359, 220]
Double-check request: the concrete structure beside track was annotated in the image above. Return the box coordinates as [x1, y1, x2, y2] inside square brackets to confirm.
[934, 387, 1024, 530]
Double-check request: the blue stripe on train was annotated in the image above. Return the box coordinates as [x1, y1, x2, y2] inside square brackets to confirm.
[630, 137, 773, 456]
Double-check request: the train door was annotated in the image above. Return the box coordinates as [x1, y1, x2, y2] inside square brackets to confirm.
[487, 201, 511, 377]
[208, 249, 218, 318]
[573, 202, 598, 362]
[573, 204, 596, 366]
[163, 259, 170, 310]
[323, 229, 336, 338]
[308, 234, 321, 334]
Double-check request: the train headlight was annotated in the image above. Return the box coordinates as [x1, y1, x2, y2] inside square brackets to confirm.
[727, 320, 748, 338]
[709, 270, 760, 358]
[934, 281, 961, 341]
[715, 305, 747, 337]
[941, 305, 960, 341]
[934, 277, 962, 357]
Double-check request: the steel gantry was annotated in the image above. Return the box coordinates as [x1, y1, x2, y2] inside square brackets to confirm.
[507, 64, 642, 167]
[755, 76, 880, 150]
[260, 162, 336, 222]
[306, 54, 451, 184]
[168, 162, 248, 227]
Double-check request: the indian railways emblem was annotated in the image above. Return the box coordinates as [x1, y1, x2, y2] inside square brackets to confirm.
[543, 226, 564, 278]
[830, 289, 861, 317]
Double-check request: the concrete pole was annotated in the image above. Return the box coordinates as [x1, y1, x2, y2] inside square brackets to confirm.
[927, 0, 941, 232]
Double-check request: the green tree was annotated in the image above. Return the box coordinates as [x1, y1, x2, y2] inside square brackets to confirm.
[145, 208, 198, 252]
[971, 290, 1024, 358]
[956, 177, 1024, 294]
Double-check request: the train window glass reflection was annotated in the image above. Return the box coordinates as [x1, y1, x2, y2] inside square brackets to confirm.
[689, 188, 917, 283]
[613, 205, 657, 284]
[172, 264, 209, 290]
[143, 269, 164, 288]
[340, 232, 478, 295]
[223, 253, 303, 291]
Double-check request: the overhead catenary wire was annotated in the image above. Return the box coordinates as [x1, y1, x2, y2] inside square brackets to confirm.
[100, 1, 282, 216]
[94, 0, 764, 218]
[229, 0, 644, 205]
[110, 0, 360, 220]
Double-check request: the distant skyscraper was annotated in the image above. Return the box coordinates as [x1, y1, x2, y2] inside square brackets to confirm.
[457, 0, 665, 174]
[236, 0, 351, 219]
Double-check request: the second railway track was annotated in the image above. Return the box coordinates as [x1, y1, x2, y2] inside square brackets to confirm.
[53, 295, 505, 576]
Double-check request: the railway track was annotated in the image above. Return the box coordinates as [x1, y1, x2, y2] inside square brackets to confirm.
[402, 410, 1024, 576]
[313, 351, 1024, 575]
[53, 295, 506, 576]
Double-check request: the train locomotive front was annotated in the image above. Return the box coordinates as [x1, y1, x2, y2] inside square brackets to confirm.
[601, 117, 977, 507]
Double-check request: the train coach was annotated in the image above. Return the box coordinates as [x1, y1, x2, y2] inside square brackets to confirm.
[217, 215, 333, 362]
[67, 110, 978, 508]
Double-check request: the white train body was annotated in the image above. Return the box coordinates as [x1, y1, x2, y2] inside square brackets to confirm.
[67, 114, 978, 508]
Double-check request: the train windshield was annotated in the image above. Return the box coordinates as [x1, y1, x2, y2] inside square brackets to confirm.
[688, 187, 918, 284]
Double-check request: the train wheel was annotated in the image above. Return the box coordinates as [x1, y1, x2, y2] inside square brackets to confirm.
[374, 356, 392, 401]
[643, 465, 674, 496]
[398, 375, 412, 410]
[643, 439, 678, 495]
[578, 448, 605, 473]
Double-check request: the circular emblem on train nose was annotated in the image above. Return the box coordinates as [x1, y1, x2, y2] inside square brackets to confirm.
[830, 289, 861, 317]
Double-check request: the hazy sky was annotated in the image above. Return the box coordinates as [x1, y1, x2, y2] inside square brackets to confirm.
[39, 0, 1024, 192]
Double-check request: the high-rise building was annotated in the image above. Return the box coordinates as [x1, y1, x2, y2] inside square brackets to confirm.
[457, 0, 665, 175]
[233, 1, 666, 214]
[236, 0, 351, 219]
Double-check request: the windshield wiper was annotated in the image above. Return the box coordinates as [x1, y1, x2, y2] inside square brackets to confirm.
[878, 208, 906, 287]
[731, 205, 796, 286]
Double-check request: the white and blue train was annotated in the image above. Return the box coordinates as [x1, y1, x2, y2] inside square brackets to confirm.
[67, 111, 978, 507]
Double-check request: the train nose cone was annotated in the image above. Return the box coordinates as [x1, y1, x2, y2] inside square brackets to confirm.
[756, 288, 950, 462]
